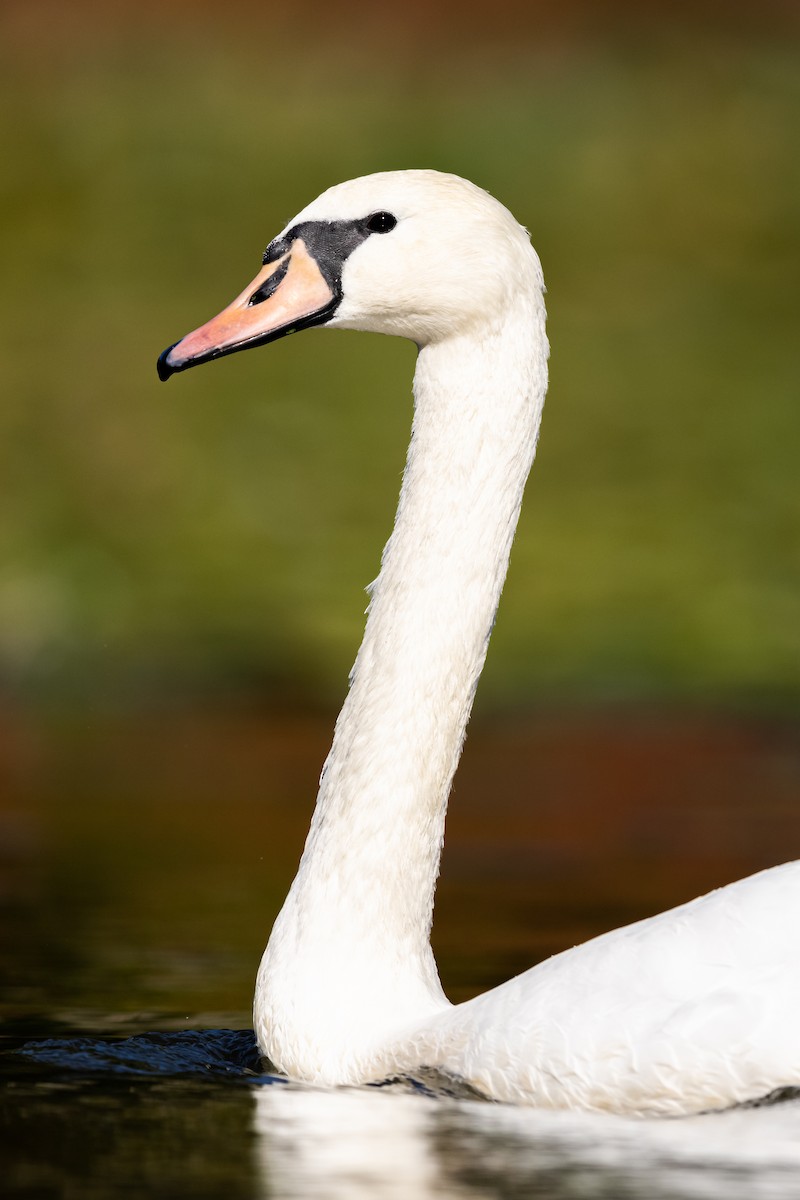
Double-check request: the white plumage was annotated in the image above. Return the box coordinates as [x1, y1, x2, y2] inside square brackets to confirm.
[161, 170, 800, 1115]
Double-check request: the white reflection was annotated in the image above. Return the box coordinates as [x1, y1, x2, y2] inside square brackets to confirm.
[253, 1080, 800, 1200]
[253, 1083, 467, 1200]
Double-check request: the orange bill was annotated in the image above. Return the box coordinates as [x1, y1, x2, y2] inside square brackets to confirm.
[158, 239, 336, 380]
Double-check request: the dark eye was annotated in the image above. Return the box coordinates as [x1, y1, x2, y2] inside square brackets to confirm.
[366, 211, 397, 234]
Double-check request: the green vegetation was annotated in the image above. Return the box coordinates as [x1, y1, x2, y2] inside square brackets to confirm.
[1, 17, 798, 711]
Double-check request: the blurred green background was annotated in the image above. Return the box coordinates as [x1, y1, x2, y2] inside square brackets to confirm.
[1, 0, 800, 1059]
[1, 0, 799, 717]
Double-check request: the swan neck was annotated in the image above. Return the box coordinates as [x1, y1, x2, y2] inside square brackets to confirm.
[256, 297, 547, 1077]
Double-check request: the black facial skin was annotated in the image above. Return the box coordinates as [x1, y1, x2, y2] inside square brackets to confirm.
[157, 213, 397, 382]
[247, 255, 289, 307]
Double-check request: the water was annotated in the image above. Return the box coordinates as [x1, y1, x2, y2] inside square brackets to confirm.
[2, 709, 800, 1197]
[6, 1029, 800, 1198]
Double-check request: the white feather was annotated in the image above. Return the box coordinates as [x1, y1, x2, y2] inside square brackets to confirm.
[249, 171, 799, 1115]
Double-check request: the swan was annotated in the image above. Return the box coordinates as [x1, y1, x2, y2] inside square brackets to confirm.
[158, 170, 800, 1116]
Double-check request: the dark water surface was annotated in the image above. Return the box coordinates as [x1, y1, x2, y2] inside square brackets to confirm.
[2, 709, 800, 1197]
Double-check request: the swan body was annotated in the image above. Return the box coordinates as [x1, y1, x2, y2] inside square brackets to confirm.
[159, 170, 800, 1115]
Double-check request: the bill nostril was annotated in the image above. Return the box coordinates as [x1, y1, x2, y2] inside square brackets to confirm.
[248, 256, 290, 307]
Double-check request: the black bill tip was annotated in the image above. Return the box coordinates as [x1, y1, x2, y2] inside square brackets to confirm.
[157, 343, 179, 382]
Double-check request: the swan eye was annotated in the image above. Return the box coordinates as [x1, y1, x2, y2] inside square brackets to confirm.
[366, 212, 397, 234]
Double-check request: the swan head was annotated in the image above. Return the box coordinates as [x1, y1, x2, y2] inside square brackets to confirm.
[158, 170, 543, 379]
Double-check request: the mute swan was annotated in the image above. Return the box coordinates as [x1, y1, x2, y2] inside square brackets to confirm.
[158, 170, 800, 1115]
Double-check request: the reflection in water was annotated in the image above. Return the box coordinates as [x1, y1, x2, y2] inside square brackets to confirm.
[6, 1029, 800, 1198]
[253, 1082, 800, 1200]
[255, 1086, 456, 1200]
